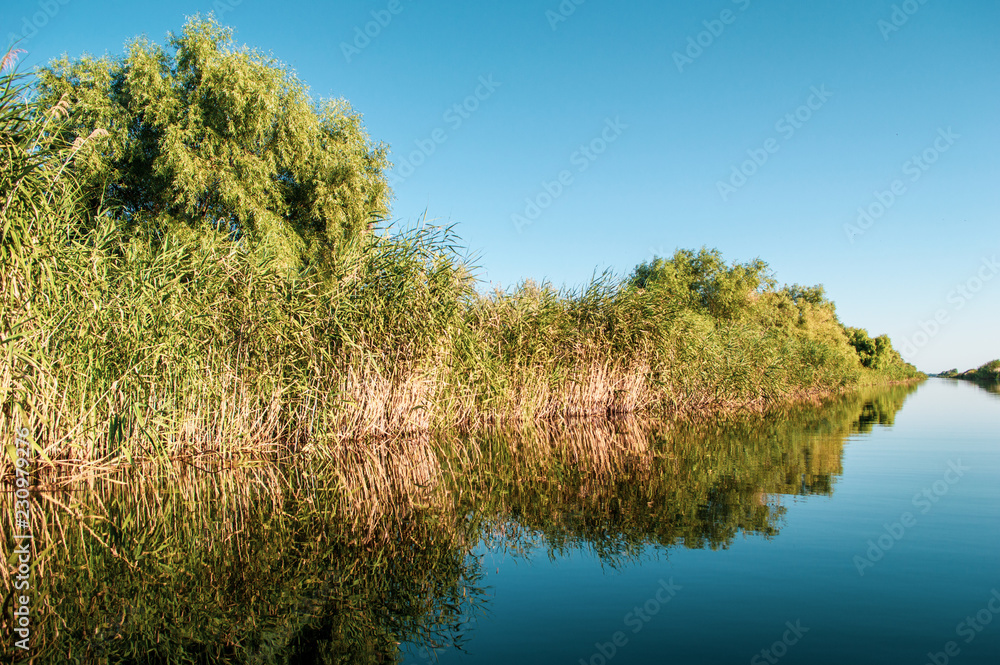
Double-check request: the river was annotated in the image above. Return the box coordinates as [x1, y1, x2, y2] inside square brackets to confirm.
[4, 379, 997, 664]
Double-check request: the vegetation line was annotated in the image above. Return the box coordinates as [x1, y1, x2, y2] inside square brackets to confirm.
[935, 360, 1000, 384]
[0, 19, 923, 474]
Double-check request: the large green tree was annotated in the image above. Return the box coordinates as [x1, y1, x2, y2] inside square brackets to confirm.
[628, 248, 772, 319]
[36, 16, 391, 267]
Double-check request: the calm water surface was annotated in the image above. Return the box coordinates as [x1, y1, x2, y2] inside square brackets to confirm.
[399, 379, 999, 665]
[6, 379, 998, 664]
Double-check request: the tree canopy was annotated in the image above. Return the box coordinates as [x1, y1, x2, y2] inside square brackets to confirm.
[628, 248, 773, 319]
[35, 16, 391, 268]
[846, 327, 904, 370]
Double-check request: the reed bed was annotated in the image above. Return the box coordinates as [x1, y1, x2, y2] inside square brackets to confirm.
[0, 219, 922, 474]
[0, 49, 923, 478]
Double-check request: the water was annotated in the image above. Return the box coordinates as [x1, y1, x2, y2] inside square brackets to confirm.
[400, 379, 999, 665]
[4, 379, 998, 664]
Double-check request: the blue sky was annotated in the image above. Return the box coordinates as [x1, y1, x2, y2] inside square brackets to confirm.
[5, 0, 999, 373]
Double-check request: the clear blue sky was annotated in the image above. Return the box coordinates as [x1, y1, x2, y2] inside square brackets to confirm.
[5, 0, 999, 373]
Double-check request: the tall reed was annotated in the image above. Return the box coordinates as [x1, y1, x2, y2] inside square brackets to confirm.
[0, 55, 923, 473]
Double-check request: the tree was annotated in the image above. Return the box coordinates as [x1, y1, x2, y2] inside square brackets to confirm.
[35, 16, 391, 269]
[846, 327, 906, 370]
[628, 247, 771, 319]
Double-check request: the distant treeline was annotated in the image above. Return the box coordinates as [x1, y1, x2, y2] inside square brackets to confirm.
[936, 360, 1000, 382]
[0, 18, 921, 468]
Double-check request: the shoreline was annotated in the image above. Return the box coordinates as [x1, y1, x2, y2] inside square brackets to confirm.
[11, 376, 926, 484]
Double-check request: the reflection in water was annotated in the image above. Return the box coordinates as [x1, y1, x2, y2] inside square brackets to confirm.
[0, 385, 918, 663]
[3, 466, 488, 663]
[966, 378, 1000, 397]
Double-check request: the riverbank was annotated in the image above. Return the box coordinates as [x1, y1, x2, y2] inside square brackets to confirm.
[936, 359, 1000, 384]
[1, 33, 922, 475]
[1, 226, 925, 471]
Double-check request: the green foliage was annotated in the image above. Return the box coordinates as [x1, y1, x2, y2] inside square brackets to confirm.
[847, 328, 877, 367]
[943, 359, 1000, 383]
[783, 284, 829, 306]
[846, 327, 908, 372]
[978, 359, 1000, 377]
[1, 46, 107, 444]
[1, 24, 923, 467]
[35, 16, 391, 270]
[628, 247, 772, 319]
[0, 49, 89, 280]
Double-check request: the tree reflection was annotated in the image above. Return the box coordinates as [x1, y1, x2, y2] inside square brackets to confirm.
[0, 385, 918, 663]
